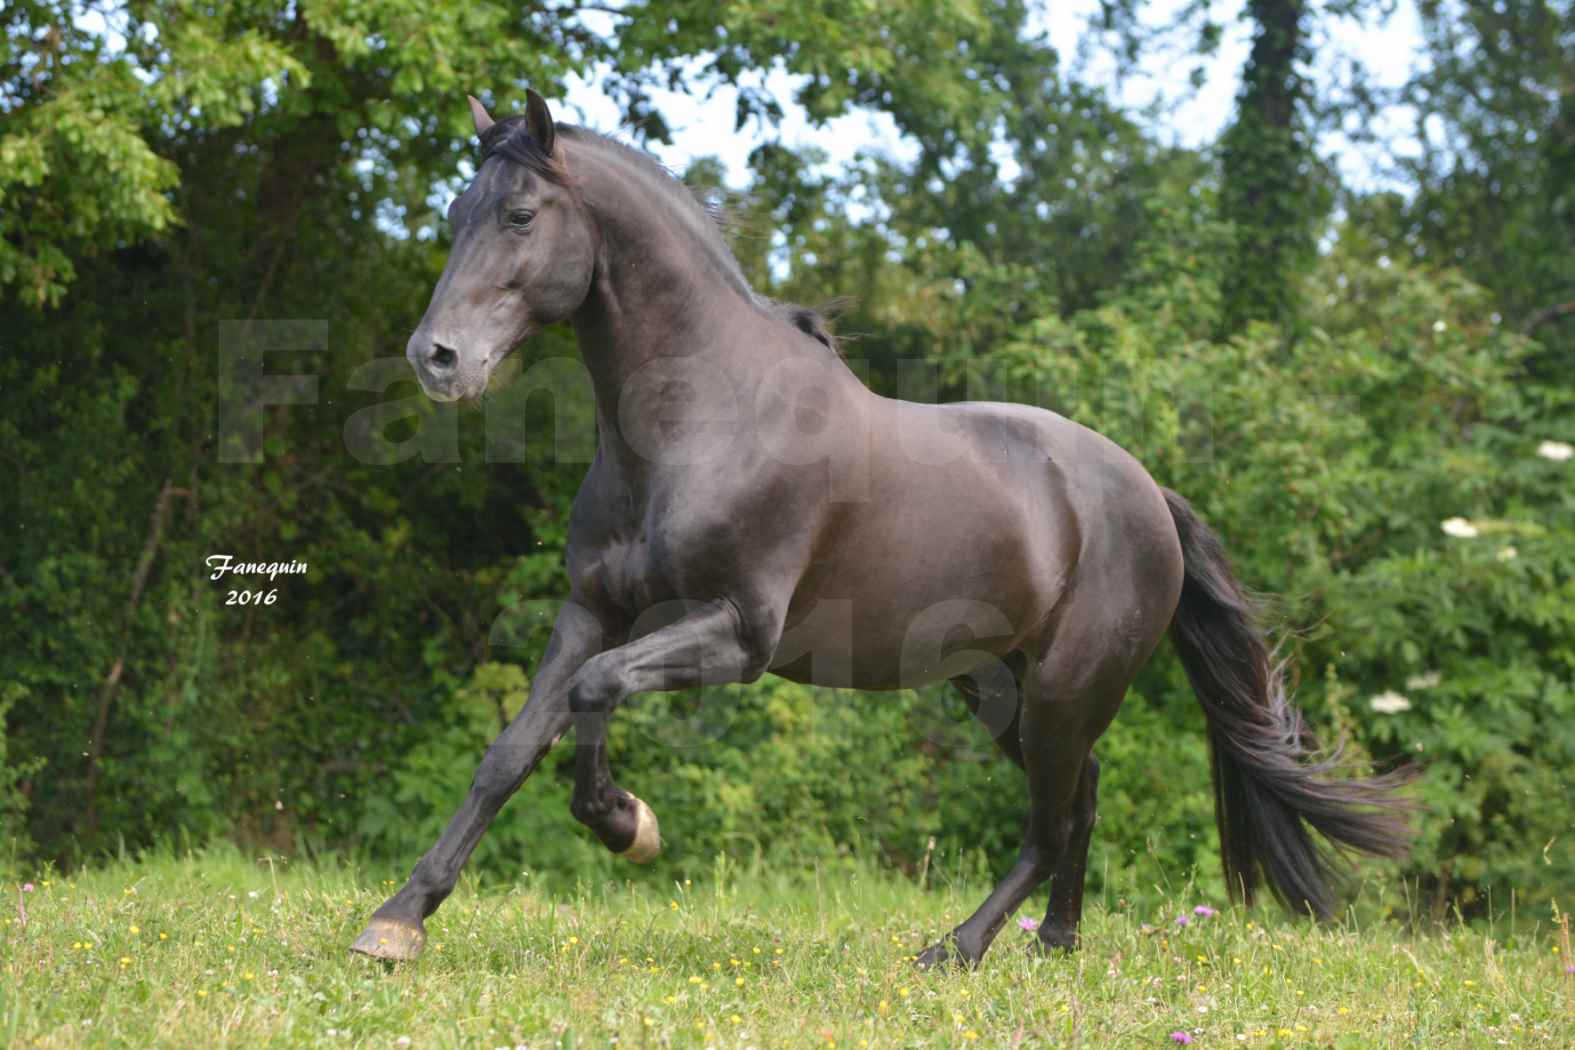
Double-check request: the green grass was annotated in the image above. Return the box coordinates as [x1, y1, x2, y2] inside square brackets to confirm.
[2, 848, 1570, 1048]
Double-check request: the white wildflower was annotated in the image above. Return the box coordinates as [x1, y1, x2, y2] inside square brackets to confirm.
[1405, 672, 1441, 691]
[1370, 691, 1412, 714]
[1497, 545, 1518, 561]
[1441, 517, 1479, 539]
[1536, 440, 1573, 462]
[1432, 319, 1447, 333]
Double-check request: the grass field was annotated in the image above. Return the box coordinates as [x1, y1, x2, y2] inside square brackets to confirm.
[2, 848, 1570, 1048]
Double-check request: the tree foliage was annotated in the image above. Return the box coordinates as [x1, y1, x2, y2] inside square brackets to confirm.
[1, 1, 1570, 917]
[1217, 0, 1326, 331]
[1397, 1, 1575, 370]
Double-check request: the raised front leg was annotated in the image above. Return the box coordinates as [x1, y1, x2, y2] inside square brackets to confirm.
[351, 603, 605, 961]
[566, 598, 766, 860]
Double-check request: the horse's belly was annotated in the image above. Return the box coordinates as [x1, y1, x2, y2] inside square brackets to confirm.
[765, 401, 1079, 689]
[768, 520, 1066, 690]
[767, 601, 1016, 690]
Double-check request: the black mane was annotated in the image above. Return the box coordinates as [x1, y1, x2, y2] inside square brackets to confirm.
[477, 116, 841, 355]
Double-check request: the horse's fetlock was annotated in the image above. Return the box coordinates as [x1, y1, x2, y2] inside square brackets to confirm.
[569, 794, 606, 826]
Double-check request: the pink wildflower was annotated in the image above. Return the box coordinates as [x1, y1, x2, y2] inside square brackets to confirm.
[1175, 913, 1190, 928]
[1192, 905, 1216, 918]
[21, 883, 33, 893]
[1018, 916, 1040, 932]
[1168, 1032, 1194, 1044]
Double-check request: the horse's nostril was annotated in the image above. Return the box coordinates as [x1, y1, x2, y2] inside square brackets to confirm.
[430, 343, 458, 370]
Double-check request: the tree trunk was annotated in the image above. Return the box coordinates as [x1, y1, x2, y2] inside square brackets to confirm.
[1219, 0, 1314, 333]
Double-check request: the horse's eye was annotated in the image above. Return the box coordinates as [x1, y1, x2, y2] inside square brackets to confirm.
[506, 209, 535, 229]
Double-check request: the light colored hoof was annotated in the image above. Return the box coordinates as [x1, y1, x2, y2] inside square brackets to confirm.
[620, 796, 662, 863]
[350, 917, 426, 961]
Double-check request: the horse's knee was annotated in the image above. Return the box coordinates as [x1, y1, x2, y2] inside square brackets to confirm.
[568, 651, 633, 715]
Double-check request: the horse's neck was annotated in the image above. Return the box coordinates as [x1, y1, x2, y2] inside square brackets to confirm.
[570, 155, 772, 470]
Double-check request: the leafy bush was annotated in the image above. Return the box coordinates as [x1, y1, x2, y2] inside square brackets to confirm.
[2, 4, 1568, 923]
[947, 212, 1575, 914]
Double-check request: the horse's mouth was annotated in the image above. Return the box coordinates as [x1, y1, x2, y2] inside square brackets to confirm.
[410, 332, 532, 404]
[414, 370, 489, 404]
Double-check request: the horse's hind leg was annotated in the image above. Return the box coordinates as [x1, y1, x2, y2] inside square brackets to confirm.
[956, 667, 1100, 953]
[909, 664, 1029, 968]
[1022, 596, 1167, 957]
[949, 652, 1027, 768]
[914, 671, 1082, 969]
[918, 595, 1161, 969]
[1036, 754, 1100, 952]
[916, 656, 1050, 970]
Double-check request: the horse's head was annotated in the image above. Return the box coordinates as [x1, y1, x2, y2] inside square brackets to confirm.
[407, 92, 596, 402]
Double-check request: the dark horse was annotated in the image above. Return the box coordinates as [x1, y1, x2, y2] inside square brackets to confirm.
[352, 93, 1413, 966]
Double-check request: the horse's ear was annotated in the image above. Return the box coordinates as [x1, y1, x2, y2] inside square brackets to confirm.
[467, 94, 495, 137]
[525, 89, 556, 155]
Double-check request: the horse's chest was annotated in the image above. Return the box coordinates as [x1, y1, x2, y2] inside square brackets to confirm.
[585, 529, 660, 613]
[572, 468, 777, 620]
[582, 514, 705, 619]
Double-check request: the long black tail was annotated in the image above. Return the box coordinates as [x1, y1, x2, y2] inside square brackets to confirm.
[1163, 488, 1416, 918]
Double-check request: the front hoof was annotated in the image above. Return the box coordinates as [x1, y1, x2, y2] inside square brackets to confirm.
[350, 917, 427, 961]
[619, 796, 662, 863]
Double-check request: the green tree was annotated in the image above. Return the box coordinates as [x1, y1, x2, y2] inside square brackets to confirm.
[1217, 0, 1327, 332]
[0, 0, 1098, 867]
[1393, 1, 1575, 371]
[2, 0, 1570, 920]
